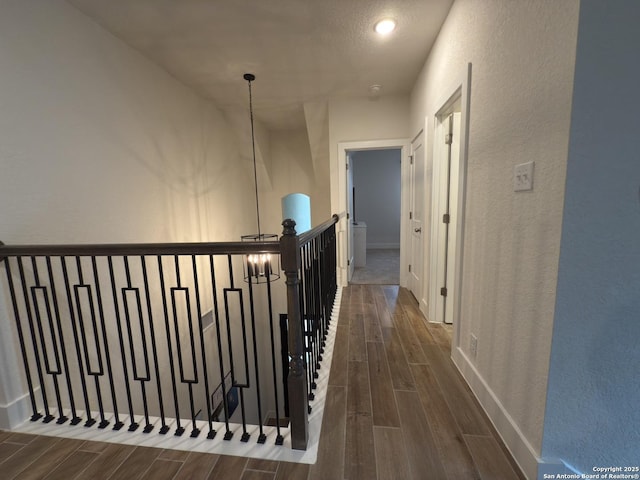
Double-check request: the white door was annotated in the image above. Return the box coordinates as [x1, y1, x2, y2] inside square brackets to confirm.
[408, 133, 425, 302]
[434, 112, 461, 325]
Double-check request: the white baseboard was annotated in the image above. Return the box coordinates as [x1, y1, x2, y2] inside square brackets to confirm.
[0, 388, 38, 430]
[451, 347, 540, 480]
[366, 243, 400, 249]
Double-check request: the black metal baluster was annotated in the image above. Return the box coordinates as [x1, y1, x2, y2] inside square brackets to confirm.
[172, 256, 198, 437]
[122, 256, 150, 432]
[141, 256, 167, 433]
[60, 256, 90, 425]
[74, 257, 103, 428]
[46, 256, 73, 424]
[302, 245, 315, 404]
[211, 255, 232, 440]
[30, 257, 61, 423]
[265, 271, 284, 445]
[17, 257, 52, 421]
[237, 278, 251, 442]
[90, 257, 120, 429]
[107, 256, 136, 429]
[246, 273, 266, 443]
[223, 255, 237, 440]
[192, 255, 215, 439]
[222, 285, 248, 441]
[3, 258, 41, 421]
[320, 231, 329, 340]
[171, 255, 199, 436]
[157, 255, 181, 434]
[310, 241, 320, 389]
[313, 238, 323, 366]
[223, 256, 250, 442]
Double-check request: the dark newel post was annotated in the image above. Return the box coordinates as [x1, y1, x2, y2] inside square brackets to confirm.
[280, 219, 309, 450]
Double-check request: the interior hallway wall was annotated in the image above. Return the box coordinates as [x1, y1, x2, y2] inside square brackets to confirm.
[410, 0, 580, 477]
[542, 0, 640, 472]
[328, 95, 410, 287]
[328, 95, 410, 212]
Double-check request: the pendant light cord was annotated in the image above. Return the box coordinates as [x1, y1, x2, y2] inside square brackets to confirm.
[246, 74, 261, 237]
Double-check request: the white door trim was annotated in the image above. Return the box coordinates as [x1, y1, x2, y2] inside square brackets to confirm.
[408, 131, 427, 312]
[428, 63, 472, 354]
[336, 139, 410, 288]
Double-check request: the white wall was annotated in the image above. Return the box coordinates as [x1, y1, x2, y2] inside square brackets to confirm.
[263, 129, 331, 233]
[328, 95, 410, 214]
[0, 0, 256, 246]
[351, 149, 401, 248]
[410, 1, 579, 477]
[542, 0, 640, 473]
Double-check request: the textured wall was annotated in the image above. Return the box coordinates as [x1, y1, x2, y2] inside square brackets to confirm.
[265, 129, 331, 232]
[0, 0, 255, 245]
[410, 0, 579, 476]
[328, 95, 410, 213]
[542, 0, 640, 472]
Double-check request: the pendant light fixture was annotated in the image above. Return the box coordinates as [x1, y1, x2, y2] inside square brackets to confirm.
[241, 73, 279, 284]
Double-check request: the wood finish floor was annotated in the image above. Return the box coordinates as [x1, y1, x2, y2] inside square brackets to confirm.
[0, 285, 525, 480]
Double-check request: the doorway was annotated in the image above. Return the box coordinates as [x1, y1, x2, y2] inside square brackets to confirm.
[348, 148, 401, 285]
[432, 111, 461, 325]
[336, 139, 410, 288]
[428, 63, 471, 331]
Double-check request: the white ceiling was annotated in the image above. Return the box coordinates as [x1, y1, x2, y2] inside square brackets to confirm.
[67, 0, 454, 130]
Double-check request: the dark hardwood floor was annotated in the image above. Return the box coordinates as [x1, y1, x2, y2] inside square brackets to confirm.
[0, 285, 525, 479]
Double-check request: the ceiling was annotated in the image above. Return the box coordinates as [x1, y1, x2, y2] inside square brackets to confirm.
[67, 0, 454, 130]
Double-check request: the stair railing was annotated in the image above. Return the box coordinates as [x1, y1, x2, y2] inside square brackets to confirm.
[0, 215, 339, 451]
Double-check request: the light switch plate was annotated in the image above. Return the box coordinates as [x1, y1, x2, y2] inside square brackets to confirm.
[514, 161, 534, 191]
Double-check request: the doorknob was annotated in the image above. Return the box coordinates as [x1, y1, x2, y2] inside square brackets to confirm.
[414, 227, 422, 233]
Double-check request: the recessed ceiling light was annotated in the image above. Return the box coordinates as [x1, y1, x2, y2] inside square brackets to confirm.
[374, 19, 396, 35]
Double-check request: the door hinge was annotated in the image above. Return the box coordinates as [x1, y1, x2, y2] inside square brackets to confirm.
[347, 259, 351, 266]
[408, 264, 412, 273]
[443, 213, 450, 224]
[409, 211, 413, 220]
[409, 155, 414, 165]
[347, 212, 350, 219]
[440, 287, 448, 297]
[445, 133, 453, 145]
[346, 163, 349, 170]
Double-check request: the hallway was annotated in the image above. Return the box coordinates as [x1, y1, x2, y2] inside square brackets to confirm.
[0, 285, 523, 479]
[350, 249, 400, 285]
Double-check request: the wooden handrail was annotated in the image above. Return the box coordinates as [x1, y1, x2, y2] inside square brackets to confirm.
[0, 213, 345, 258]
[297, 214, 340, 246]
[0, 240, 280, 258]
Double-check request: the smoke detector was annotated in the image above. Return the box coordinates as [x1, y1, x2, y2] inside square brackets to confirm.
[369, 84, 383, 96]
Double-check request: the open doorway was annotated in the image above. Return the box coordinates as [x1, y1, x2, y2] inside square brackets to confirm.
[348, 148, 401, 284]
[429, 64, 471, 334]
[335, 138, 410, 289]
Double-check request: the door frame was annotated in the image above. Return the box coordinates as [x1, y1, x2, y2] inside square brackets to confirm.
[336, 139, 410, 287]
[428, 63, 471, 351]
[408, 130, 426, 308]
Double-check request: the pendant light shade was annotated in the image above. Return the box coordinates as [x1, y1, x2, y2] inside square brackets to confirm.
[241, 73, 279, 284]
